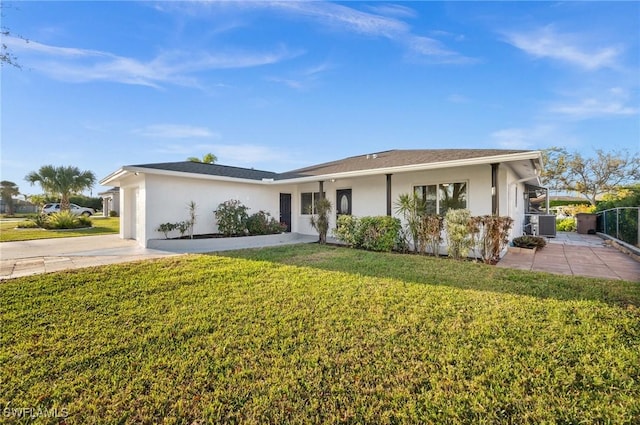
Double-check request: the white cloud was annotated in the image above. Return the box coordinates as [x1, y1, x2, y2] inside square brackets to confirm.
[182, 1, 473, 64]
[134, 125, 219, 139]
[490, 125, 569, 150]
[550, 99, 638, 118]
[503, 26, 622, 70]
[365, 4, 418, 19]
[4, 36, 295, 88]
[548, 87, 638, 119]
[446, 94, 471, 104]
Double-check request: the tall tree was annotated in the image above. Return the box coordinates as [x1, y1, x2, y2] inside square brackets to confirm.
[541, 147, 640, 206]
[25, 165, 96, 211]
[187, 153, 217, 164]
[0, 180, 20, 215]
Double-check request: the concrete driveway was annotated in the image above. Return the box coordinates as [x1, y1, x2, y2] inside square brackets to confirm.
[0, 235, 177, 280]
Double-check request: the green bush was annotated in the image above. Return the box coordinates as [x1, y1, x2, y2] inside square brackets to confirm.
[444, 209, 474, 260]
[556, 217, 576, 232]
[77, 215, 92, 227]
[109, 210, 119, 217]
[16, 220, 39, 229]
[156, 222, 177, 238]
[512, 235, 547, 249]
[247, 211, 286, 235]
[334, 215, 360, 247]
[215, 200, 249, 236]
[334, 215, 402, 252]
[358, 216, 402, 252]
[47, 211, 81, 229]
[32, 213, 50, 229]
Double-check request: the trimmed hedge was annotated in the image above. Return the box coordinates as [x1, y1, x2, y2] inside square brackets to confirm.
[335, 215, 402, 252]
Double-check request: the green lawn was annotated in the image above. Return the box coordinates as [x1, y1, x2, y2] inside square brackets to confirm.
[0, 217, 119, 242]
[2, 245, 639, 424]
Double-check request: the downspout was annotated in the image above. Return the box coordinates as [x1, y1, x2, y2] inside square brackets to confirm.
[318, 181, 324, 200]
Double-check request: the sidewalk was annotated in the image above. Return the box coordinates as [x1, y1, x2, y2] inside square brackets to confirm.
[497, 232, 640, 282]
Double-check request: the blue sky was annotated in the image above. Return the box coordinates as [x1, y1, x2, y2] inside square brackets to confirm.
[2, 1, 639, 195]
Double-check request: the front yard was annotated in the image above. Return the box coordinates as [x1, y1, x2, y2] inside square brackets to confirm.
[0, 217, 119, 242]
[2, 245, 639, 423]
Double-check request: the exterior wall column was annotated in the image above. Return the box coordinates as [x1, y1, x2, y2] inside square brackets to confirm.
[386, 174, 392, 216]
[491, 163, 500, 215]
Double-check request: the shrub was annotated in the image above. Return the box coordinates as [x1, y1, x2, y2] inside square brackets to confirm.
[358, 216, 402, 252]
[176, 221, 190, 238]
[418, 214, 443, 256]
[444, 209, 473, 260]
[16, 220, 39, 229]
[334, 215, 402, 252]
[77, 215, 93, 227]
[247, 211, 286, 235]
[334, 215, 360, 247]
[215, 200, 249, 236]
[394, 193, 427, 253]
[47, 211, 80, 229]
[109, 210, 119, 217]
[309, 198, 332, 244]
[476, 215, 514, 264]
[157, 222, 177, 239]
[513, 235, 547, 249]
[32, 213, 50, 229]
[187, 201, 197, 239]
[556, 217, 576, 232]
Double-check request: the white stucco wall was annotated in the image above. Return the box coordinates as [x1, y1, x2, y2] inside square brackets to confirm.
[503, 165, 528, 240]
[143, 174, 282, 245]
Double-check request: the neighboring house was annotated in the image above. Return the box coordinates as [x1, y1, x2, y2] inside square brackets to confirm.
[100, 149, 546, 248]
[0, 198, 38, 214]
[98, 187, 120, 217]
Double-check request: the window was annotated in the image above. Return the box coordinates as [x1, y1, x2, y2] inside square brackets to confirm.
[414, 182, 467, 215]
[301, 192, 325, 215]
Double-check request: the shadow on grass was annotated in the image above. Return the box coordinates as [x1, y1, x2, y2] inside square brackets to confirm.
[216, 243, 640, 308]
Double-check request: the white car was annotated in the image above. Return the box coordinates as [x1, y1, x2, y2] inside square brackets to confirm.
[42, 203, 96, 216]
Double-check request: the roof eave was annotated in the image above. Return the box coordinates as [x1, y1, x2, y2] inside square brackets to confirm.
[275, 151, 543, 184]
[101, 165, 274, 186]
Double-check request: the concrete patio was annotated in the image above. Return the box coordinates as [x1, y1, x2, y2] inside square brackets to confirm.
[497, 232, 640, 282]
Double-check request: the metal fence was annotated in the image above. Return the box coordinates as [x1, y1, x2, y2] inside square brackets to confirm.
[596, 207, 639, 247]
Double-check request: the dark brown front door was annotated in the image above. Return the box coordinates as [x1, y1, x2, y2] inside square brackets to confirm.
[336, 189, 352, 219]
[279, 193, 292, 232]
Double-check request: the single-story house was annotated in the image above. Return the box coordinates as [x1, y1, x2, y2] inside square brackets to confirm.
[99, 149, 546, 248]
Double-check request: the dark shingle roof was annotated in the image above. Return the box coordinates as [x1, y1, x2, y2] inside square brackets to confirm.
[130, 162, 278, 181]
[130, 149, 535, 181]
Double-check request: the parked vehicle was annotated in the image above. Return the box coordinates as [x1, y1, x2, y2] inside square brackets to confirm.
[42, 203, 96, 216]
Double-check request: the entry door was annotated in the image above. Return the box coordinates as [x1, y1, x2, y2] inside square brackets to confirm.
[279, 193, 292, 232]
[336, 189, 352, 218]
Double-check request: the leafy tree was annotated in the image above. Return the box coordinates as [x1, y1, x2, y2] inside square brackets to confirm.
[187, 153, 217, 164]
[1, 4, 24, 68]
[541, 147, 640, 206]
[0, 180, 20, 215]
[25, 165, 96, 212]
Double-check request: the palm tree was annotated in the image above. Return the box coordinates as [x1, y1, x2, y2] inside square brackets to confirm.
[187, 153, 217, 164]
[0, 180, 20, 215]
[25, 165, 96, 212]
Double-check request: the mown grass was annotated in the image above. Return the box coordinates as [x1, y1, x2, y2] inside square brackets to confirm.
[2, 245, 639, 424]
[0, 217, 119, 242]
